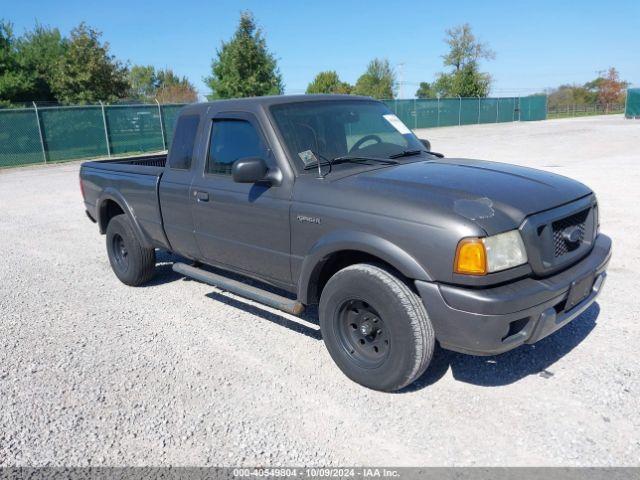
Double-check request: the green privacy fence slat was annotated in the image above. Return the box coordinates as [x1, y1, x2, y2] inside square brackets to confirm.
[438, 99, 461, 126]
[0, 109, 43, 167]
[497, 97, 517, 122]
[0, 102, 187, 168]
[479, 98, 498, 123]
[625, 89, 640, 118]
[105, 105, 164, 155]
[385, 95, 547, 129]
[415, 99, 439, 128]
[519, 95, 547, 121]
[40, 106, 108, 162]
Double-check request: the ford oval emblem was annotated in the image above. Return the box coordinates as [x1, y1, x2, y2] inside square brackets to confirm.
[562, 225, 582, 244]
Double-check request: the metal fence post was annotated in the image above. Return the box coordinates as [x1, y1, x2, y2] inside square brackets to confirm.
[458, 96, 462, 125]
[156, 99, 167, 151]
[477, 96, 481, 124]
[32, 102, 47, 163]
[414, 98, 417, 129]
[99, 101, 111, 158]
[496, 98, 500, 123]
[545, 95, 548, 120]
[437, 96, 440, 127]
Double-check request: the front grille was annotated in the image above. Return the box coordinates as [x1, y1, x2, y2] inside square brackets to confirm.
[552, 208, 590, 257]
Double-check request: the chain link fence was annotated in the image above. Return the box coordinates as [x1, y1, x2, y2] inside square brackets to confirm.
[383, 95, 547, 130]
[0, 102, 187, 168]
[0, 96, 548, 169]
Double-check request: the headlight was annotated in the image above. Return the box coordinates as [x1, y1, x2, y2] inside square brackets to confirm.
[454, 230, 528, 275]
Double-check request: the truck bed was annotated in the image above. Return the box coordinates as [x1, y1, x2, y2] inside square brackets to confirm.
[80, 152, 170, 251]
[81, 153, 167, 176]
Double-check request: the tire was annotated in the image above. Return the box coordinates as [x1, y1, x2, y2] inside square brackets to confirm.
[319, 263, 435, 392]
[105, 214, 155, 286]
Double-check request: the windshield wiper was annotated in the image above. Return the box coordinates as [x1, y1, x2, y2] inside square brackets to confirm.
[390, 148, 446, 159]
[331, 155, 399, 166]
[302, 153, 398, 177]
[388, 149, 425, 159]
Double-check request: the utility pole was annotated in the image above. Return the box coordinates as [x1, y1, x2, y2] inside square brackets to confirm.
[397, 62, 405, 99]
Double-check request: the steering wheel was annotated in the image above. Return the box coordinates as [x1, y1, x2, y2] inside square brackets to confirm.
[349, 134, 383, 153]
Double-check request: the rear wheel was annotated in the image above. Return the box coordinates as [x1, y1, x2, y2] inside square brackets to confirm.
[319, 263, 435, 391]
[105, 214, 155, 286]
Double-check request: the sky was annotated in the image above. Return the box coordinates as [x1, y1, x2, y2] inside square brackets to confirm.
[5, 0, 640, 98]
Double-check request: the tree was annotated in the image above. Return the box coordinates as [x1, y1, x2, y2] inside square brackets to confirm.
[15, 24, 67, 101]
[155, 69, 197, 103]
[448, 62, 491, 97]
[544, 69, 628, 109]
[306, 71, 352, 94]
[442, 23, 494, 72]
[0, 20, 33, 103]
[52, 22, 129, 104]
[128, 64, 157, 100]
[205, 11, 283, 99]
[353, 59, 396, 99]
[417, 24, 494, 98]
[416, 81, 436, 99]
[129, 66, 198, 103]
[597, 67, 626, 109]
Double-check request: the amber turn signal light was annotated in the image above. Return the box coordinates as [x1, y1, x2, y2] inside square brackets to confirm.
[454, 238, 487, 275]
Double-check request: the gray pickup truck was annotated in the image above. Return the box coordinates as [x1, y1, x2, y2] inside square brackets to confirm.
[80, 95, 611, 391]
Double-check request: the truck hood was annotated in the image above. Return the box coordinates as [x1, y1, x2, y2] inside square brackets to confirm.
[339, 158, 592, 234]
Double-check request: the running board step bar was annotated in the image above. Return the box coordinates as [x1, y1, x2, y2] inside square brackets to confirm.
[172, 262, 305, 315]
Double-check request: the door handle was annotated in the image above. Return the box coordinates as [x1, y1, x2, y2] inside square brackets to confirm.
[194, 191, 209, 202]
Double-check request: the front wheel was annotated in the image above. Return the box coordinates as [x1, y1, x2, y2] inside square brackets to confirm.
[319, 263, 435, 391]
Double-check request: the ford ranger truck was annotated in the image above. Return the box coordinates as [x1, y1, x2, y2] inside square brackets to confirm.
[80, 95, 611, 391]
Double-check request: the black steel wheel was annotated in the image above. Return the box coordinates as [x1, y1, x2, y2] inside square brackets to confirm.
[105, 214, 156, 286]
[319, 263, 435, 392]
[336, 300, 390, 368]
[111, 233, 130, 272]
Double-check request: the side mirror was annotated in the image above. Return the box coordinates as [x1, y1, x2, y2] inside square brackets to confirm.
[420, 139, 431, 151]
[232, 157, 269, 183]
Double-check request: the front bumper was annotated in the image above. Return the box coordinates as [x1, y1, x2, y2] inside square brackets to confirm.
[415, 234, 611, 356]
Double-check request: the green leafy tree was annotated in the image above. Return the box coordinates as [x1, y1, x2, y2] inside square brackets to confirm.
[15, 24, 67, 101]
[306, 71, 352, 94]
[417, 24, 494, 98]
[416, 81, 436, 99]
[128, 64, 157, 100]
[0, 20, 33, 103]
[442, 23, 494, 73]
[446, 62, 491, 97]
[205, 11, 283, 99]
[52, 22, 129, 104]
[353, 58, 396, 99]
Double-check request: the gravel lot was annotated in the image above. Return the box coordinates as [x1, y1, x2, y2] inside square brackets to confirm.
[1, 114, 639, 466]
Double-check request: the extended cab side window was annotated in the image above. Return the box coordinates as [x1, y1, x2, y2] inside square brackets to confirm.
[167, 114, 200, 170]
[207, 119, 263, 175]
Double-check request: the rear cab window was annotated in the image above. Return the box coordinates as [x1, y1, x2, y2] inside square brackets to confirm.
[167, 114, 200, 170]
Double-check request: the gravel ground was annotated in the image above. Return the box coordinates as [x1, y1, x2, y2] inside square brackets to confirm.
[1, 114, 639, 466]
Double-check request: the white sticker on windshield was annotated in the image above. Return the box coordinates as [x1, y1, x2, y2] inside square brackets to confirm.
[383, 114, 412, 135]
[298, 149, 318, 166]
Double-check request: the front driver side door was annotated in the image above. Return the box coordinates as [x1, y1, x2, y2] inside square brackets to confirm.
[190, 112, 292, 285]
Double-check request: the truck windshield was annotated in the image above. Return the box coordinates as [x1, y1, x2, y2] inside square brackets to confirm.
[270, 100, 425, 171]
